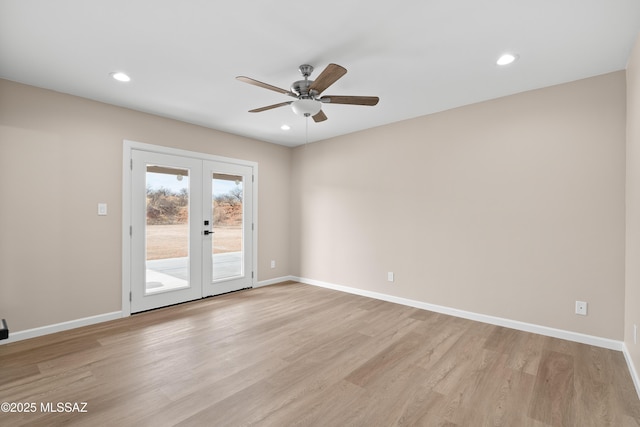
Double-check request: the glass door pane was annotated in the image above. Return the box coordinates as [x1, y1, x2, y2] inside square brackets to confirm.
[145, 165, 191, 294]
[202, 160, 253, 297]
[211, 173, 244, 281]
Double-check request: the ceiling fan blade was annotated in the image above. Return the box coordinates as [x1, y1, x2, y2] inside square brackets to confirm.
[249, 101, 293, 113]
[312, 110, 327, 123]
[320, 95, 379, 106]
[308, 63, 347, 95]
[236, 76, 296, 97]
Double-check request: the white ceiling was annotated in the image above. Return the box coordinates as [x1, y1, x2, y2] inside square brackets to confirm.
[1, 1, 639, 147]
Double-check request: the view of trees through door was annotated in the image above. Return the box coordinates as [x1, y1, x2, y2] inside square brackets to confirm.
[145, 172, 243, 268]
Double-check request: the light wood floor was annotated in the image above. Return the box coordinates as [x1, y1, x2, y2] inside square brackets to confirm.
[1, 282, 639, 426]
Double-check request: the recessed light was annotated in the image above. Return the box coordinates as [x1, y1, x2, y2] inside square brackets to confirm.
[281, 124, 291, 131]
[496, 53, 518, 66]
[110, 71, 131, 82]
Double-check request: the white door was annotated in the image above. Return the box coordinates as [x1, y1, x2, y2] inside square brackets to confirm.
[130, 150, 254, 313]
[202, 160, 254, 296]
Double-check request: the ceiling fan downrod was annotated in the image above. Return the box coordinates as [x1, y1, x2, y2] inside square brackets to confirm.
[291, 64, 315, 99]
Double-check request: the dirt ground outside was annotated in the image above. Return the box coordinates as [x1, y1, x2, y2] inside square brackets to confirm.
[146, 224, 242, 260]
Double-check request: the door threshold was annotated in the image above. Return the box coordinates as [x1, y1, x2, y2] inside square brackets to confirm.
[132, 287, 253, 315]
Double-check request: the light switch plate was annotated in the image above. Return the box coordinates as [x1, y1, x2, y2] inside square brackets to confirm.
[98, 203, 108, 216]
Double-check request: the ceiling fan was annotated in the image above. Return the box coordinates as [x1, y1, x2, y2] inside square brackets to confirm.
[236, 63, 379, 123]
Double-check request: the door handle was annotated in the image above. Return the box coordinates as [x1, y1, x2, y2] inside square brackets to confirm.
[203, 230, 214, 235]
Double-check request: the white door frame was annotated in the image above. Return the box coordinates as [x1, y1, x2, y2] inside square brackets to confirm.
[121, 140, 258, 316]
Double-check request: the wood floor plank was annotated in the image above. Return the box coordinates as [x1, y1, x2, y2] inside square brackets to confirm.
[528, 350, 576, 426]
[1, 282, 639, 426]
[504, 331, 546, 375]
[270, 379, 370, 427]
[0, 363, 40, 385]
[610, 350, 640, 422]
[354, 364, 438, 426]
[345, 331, 426, 387]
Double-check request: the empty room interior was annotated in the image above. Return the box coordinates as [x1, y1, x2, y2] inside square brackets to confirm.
[2, 1, 640, 426]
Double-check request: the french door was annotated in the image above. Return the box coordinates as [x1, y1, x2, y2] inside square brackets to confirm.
[130, 149, 253, 313]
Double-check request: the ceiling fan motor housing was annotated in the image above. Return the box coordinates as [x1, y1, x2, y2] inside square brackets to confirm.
[292, 64, 317, 98]
[291, 79, 314, 98]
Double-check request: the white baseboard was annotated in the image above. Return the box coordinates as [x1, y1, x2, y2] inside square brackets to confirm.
[1, 277, 297, 344]
[1, 278, 625, 354]
[0, 311, 123, 345]
[255, 275, 296, 288]
[623, 343, 640, 400]
[293, 276, 624, 352]
[3, 277, 635, 399]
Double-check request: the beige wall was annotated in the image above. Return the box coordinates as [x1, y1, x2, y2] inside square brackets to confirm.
[0, 67, 631, 343]
[292, 71, 627, 340]
[626, 34, 640, 374]
[0, 79, 291, 332]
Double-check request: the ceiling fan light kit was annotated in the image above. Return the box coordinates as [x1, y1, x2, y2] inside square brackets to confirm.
[237, 63, 379, 123]
[291, 99, 322, 117]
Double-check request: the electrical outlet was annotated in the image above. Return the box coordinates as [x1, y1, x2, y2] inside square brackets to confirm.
[387, 272, 394, 282]
[270, 260, 276, 269]
[575, 301, 588, 316]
